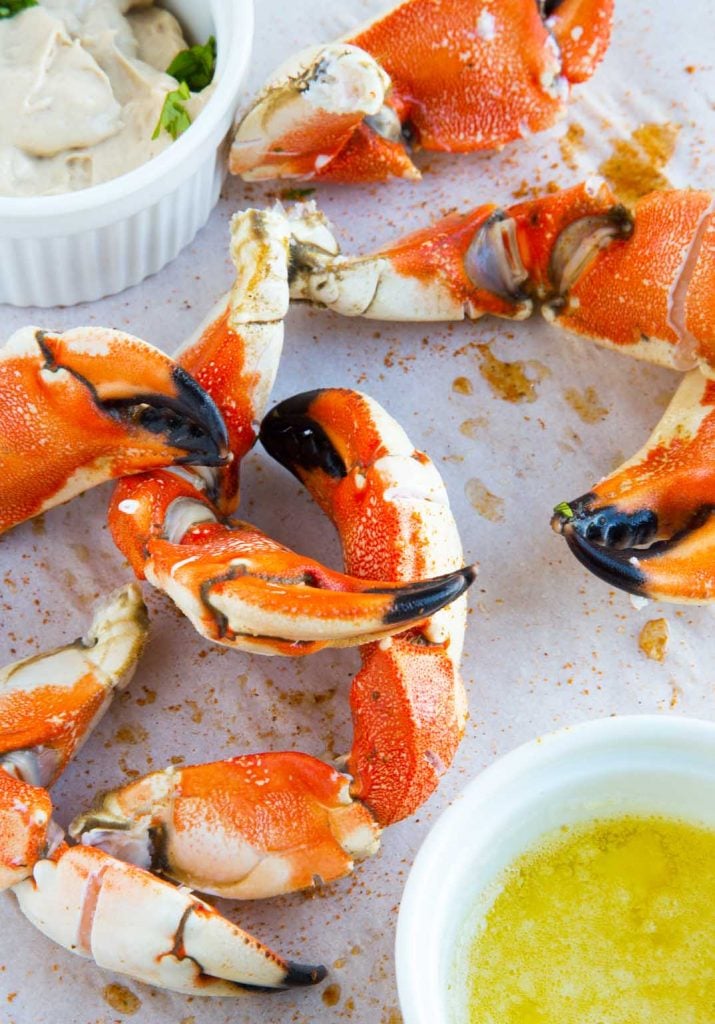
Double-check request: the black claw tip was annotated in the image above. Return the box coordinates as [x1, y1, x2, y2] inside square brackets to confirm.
[562, 526, 648, 596]
[284, 961, 328, 987]
[260, 390, 347, 480]
[102, 366, 230, 467]
[552, 494, 658, 549]
[380, 565, 476, 625]
[165, 366, 230, 467]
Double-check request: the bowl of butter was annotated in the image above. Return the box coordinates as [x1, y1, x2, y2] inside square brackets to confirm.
[396, 715, 715, 1024]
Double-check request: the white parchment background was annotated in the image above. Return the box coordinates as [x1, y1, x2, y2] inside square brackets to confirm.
[0, 1, 714, 1022]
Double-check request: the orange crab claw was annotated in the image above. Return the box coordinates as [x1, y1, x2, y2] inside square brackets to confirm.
[348, 0, 569, 154]
[552, 371, 715, 602]
[0, 326, 228, 534]
[70, 753, 380, 900]
[546, 0, 615, 84]
[231, 0, 612, 183]
[261, 388, 471, 825]
[287, 180, 632, 322]
[0, 585, 149, 889]
[0, 584, 148, 788]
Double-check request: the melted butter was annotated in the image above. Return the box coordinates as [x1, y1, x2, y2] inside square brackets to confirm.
[464, 815, 715, 1023]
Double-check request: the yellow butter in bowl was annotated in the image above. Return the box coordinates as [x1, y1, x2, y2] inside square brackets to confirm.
[465, 815, 715, 1023]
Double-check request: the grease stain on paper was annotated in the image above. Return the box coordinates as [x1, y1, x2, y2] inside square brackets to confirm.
[466, 479, 505, 522]
[599, 122, 680, 205]
[563, 386, 609, 423]
[476, 345, 550, 404]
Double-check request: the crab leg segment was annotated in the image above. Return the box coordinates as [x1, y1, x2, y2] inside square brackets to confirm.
[71, 753, 380, 900]
[553, 371, 715, 603]
[287, 181, 631, 321]
[175, 208, 292, 514]
[231, 0, 613, 182]
[13, 845, 325, 994]
[0, 327, 228, 534]
[261, 389, 472, 825]
[0, 585, 149, 888]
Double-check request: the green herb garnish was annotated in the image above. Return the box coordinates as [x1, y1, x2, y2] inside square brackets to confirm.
[166, 35, 217, 92]
[0, 0, 38, 17]
[553, 501, 574, 520]
[279, 187, 316, 202]
[152, 81, 192, 141]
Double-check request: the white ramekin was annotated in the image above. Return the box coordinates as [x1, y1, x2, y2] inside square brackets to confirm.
[396, 715, 715, 1024]
[0, 0, 253, 307]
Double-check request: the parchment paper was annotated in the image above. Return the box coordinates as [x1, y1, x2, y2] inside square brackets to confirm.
[1, 1, 714, 1022]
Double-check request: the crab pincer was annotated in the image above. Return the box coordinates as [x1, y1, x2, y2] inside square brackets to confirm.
[0, 326, 228, 534]
[230, 0, 614, 182]
[552, 371, 715, 603]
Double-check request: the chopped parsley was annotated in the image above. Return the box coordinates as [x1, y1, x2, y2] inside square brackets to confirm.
[553, 501, 575, 520]
[0, 0, 38, 17]
[152, 35, 217, 141]
[166, 35, 217, 92]
[152, 81, 192, 142]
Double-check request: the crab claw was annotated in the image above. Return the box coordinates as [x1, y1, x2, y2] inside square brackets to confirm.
[0, 585, 149, 889]
[261, 388, 471, 825]
[286, 180, 631, 322]
[71, 753, 380, 900]
[0, 326, 229, 533]
[13, 845, 326, 994]
[552, 370, 715, 602]
[230, 0, 613, 183]
[141, 504, 475, 655]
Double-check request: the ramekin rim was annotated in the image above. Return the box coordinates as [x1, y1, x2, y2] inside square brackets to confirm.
[395, 714, 715, 1024]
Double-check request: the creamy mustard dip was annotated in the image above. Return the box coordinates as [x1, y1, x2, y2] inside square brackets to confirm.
[461, 815, 715, 1023]
[0, 1, 211, 196]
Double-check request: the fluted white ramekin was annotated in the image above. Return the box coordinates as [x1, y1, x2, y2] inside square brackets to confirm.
[0, 0, 253, 307]
[396, 715, 715, 1024]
